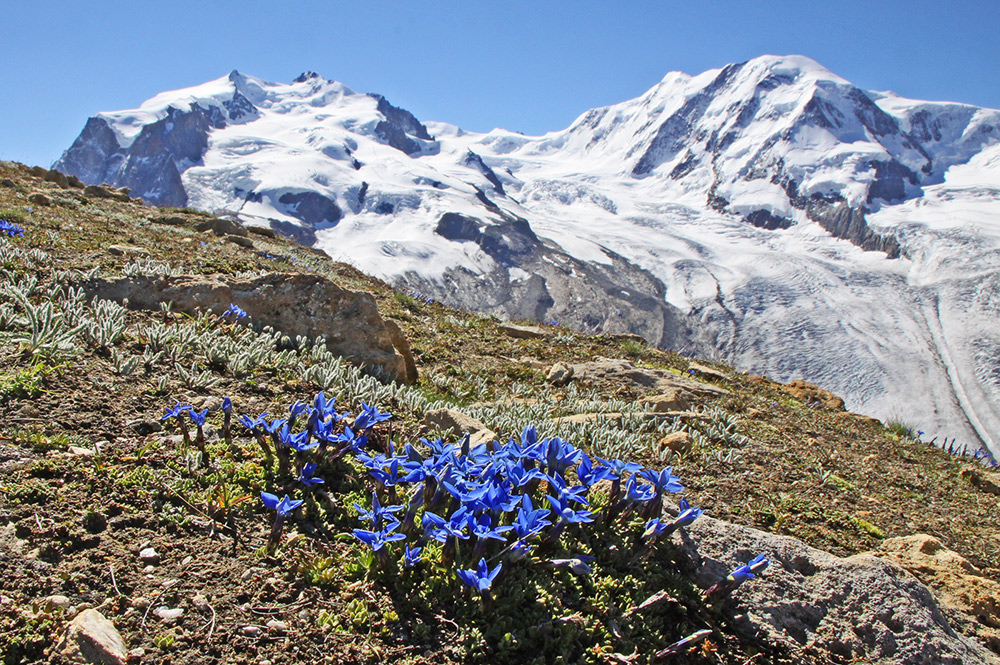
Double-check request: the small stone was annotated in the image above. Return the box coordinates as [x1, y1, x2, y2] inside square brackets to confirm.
[42, 594, 72, 611]
[108, 244, 150, 257]
[546, 362, 574, 386]
[191, 594, 209, 611]
[297, 609, 310, 621]
[138, 547, 160, 565]
[68, 446, 95, 457]
[28, 192, 52, 206]
[181, 556, 192, 566]
[240, 568, 257, 581]
[153, 606, 183, 621]
[241, 625, 260, 637]
[132, 597, 150, 610]
[143, 565, 156, 574]
[58, 608, 128, 665]
[127, 647, 145, 662]
[266, 619, 287, 633]
[657, 431, 694, 455]
[259, 660, 272, 665]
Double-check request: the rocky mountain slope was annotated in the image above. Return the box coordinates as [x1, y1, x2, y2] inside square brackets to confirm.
[2, 162, 1000, 663]
[54, 56, 1000, 456]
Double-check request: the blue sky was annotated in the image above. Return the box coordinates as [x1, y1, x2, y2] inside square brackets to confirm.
[3, 0, 998, 167]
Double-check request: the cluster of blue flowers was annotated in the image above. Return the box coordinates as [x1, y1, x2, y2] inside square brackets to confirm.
[346, 422, 711, 599]
[161, 390, 770, 626]
[0, 219, 25, 237]
[405, 290, 435, 305]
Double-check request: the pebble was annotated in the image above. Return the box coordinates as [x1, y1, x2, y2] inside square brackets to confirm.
[153, 606, 183, 621]
[266, 620, 287, 633]
[132, 597, 150, 610]
[138, 547, 160, 565]
[43, 594, 72, 611]
[241, 625, 260, 637]
[143, 565, 156, 574]
[181, 556, 192, 566]
[127, 647, 146, 660]
[191, 593, 209, 611]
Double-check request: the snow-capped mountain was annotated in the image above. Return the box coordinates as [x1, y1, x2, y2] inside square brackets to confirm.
[55, 56, 1000, 457]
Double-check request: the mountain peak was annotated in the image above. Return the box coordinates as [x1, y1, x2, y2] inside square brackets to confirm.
[293, 71, 322, 83]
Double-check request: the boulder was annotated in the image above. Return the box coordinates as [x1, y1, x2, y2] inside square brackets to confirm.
[877, 534, 1000, 653]
[193, 217, 248, 237]
[44, 169, 69, 188]
[779, 380, 846, 410]
[247, 225, 277, 238]
[225, 234, 254, 248]
[498, 323, 547, 339]
[421, 408, 496, 446]
[546, 362, 574, 386]
[687, 361, 729, 383]
[58, 608, 127, 665]
[27, 192, 51, 206]
[83, 185, 112, 199]
[657, 430, 693, 455]
[638, 388, 693, 412]
[681, 516, 997, 664]
[84, 272, 409, 383]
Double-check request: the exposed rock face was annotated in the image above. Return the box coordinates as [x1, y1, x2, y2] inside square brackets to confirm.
[877, 534, 1000, 654]
[55, 103, 231, 206]
[418, 215, 698, 350]
[682, 517, 998, 664]
[84, 272, 410, 382]
[58, 609, 127, 665]
[570, 357, 728, 398]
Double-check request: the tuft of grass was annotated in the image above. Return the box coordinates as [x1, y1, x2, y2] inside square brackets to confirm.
[884, 418, 917, 440]
[0, 207, 27, 225]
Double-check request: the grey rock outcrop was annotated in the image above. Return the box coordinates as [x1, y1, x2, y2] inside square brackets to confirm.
[681, 516, 998, 664]
[571, 357, 728, 398]
[85, 272, 410, 382]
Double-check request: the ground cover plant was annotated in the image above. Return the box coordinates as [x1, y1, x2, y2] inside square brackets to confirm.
[1, 160, 999, 663]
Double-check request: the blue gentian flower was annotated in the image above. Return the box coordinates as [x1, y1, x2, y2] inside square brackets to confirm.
[457, 558, 502, 593]
[297, 462, 324, 488]
[222, 303, 248, 319]
[403, 544, 422, 567]
[188, 408, 208, 428]
[162, 403, 192, 420]
[352, 523, 406, 552]
[261, 492, 303, 516]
